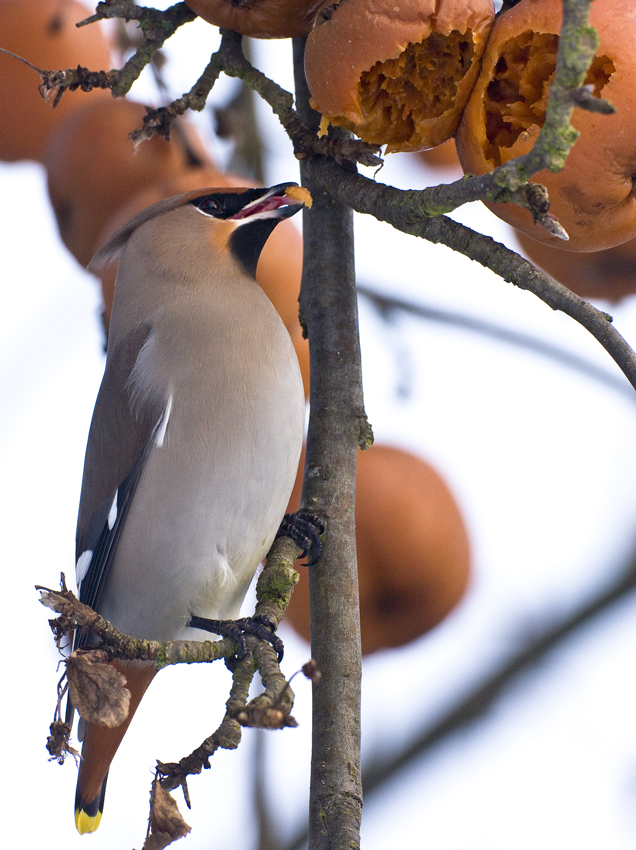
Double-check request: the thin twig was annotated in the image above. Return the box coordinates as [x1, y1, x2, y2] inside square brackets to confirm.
[131, 29, 382, 165]
[36, 1, 196, 103]
[0, 47, 44, 74]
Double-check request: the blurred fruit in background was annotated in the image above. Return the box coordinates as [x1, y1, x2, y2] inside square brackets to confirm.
[186, 0, 325, 39]
[516, 230, 636, 304]
[0, 0, 112, 162]
[285, 444, 471, 655]
[44, 98, 207, 267]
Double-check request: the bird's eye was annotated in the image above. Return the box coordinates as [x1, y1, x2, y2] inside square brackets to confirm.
[197, 197, 224, 216]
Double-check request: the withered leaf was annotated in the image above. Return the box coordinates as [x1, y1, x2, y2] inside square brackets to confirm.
[66, 651, 131, 727]
[46, 720, 79, 764]
[143, 781, 191, 849]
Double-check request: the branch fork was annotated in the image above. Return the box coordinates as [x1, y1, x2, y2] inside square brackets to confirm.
[39, 534, 308, 848]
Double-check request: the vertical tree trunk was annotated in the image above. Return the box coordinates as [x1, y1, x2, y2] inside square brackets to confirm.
[293, 37, 369, 850]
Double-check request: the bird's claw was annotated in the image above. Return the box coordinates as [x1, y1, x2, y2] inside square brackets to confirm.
[276, 511, 326, 566]
[188, 613, 285, 669]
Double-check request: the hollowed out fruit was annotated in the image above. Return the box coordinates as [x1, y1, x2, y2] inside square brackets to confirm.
[347, 30, 476, 146]
[482, 30, 614, 167]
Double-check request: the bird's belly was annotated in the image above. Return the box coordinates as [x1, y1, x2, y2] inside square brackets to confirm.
[98, 415, 301, 643]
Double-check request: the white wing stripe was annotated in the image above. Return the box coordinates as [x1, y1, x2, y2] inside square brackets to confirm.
[154, 395, 173, 448]
[76, 549, 94, 585]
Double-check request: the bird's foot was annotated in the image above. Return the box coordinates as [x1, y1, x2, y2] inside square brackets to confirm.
[276, 511, 325, 566]
[188, 613, 284, 669]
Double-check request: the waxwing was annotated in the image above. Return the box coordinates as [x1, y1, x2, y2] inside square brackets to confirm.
[71, 183, 307, 832]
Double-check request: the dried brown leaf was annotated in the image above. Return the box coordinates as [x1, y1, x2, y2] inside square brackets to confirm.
[46, 720, 79, 764]
[143, 781, 191, 849]
[66, 651, 130, 727]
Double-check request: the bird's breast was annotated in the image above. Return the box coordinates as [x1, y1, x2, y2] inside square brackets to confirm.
[100, 286, 305, 642]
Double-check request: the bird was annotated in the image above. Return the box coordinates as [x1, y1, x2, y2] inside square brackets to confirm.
[71, 182, 307, 834]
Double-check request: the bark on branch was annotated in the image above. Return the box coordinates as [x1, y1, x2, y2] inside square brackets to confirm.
[292, 37, 368, 850]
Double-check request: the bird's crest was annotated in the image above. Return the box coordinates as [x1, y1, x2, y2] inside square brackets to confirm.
[88, 186, 254, 272]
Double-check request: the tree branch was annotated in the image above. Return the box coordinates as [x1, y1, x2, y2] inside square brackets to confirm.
[293, 36, 367, 850]
[40, 537, 302, 663]
[129, 49, 225, 142]
[131, 29, 382, 162]
[305, 158, 636, 394]
[41, 535, 304, 845]
[362, 546, 636, 800]
[357, 286, 635, 401]
[36, 2, 196, 104]
[214, 30, 382, 167]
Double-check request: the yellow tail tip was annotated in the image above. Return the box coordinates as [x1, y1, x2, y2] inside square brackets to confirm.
[75, 808, 102, 834]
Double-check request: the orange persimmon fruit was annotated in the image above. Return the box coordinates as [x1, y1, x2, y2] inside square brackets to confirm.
[415, 138, 463, 173]
[304, 0, 495, 153]
[284, 445, 471, 655]
[44, 99, 203, 267]
[455, 0, 636, 252]
[0, 0, 112, 162]
[185, 0, 324, 38]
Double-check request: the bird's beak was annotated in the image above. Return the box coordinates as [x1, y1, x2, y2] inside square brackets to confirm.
[229, 183, 307, 222]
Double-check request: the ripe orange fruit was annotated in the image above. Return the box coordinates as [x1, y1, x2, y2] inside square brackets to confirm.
[304, 0, 495, 153]
[44, 99, 200, 267]
[185, 0, 324, 38]
[456, 0, 636, 252]
[284, 445, 471, 655]
[0, 0, 113, 162]
[415, 139, 463, 173]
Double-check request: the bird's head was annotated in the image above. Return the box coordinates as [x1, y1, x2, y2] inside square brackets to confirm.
[89, 183, 311, 279]
[190, 183, 308, 277]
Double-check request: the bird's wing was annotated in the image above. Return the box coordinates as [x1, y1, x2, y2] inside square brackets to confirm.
[75, 323, 168, 614]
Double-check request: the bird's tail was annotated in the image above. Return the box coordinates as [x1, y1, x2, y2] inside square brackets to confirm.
[74, 659, 157, 833]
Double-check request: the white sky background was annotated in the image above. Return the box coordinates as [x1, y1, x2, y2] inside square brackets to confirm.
[3, 5, 636, 849]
